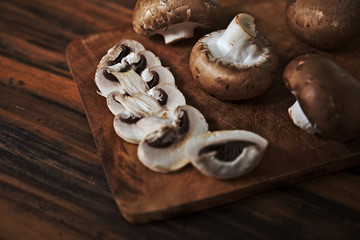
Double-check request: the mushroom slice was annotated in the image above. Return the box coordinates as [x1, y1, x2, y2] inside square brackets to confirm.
[134, 50, 162, 74]
[95, 39, 145, 96]
[112, 93, 167, 144]
[110, 69, 149, 96]
[186, 130, 268, 179]
[148, 83, 186, 109]
[132, 0, 221, 44]
[137, 105, 209, 173]
[113, 111, 144, 144]
[98, 39, 145, 69]
[95, 67, 125, 97]
[189, 13, 278, 100]
[114, 113, 170, 144]
[106, 90, 126, 115]
[114, 92, 163, 119]
[283, 54, 360, 141]
[141, 66, 175, 88]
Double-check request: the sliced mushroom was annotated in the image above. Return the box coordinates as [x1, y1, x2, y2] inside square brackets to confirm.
[95, 40, 144, 96]
[186, 130, 268, 179]
[113, 112, 144, 144]
[98, 39, 145, 69]
[141, 66, 175, 88]
[283, 54, 360, 141]
[114, 112, 171, 144]
[132, 0, 221, 44]
[148, 83, 186, 108]
[113, 92, 163, 119]
[106, 90, 126, 115]
[112, 91, 167, 143]
[110, 69, 149, 96]
[95, 40, 163, 96]
[189, 13, 278, 100]
[137, 105, 209, 173]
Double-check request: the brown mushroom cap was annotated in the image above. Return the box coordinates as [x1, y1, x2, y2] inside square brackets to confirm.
[283, 54, 360, 141]
[132, 0, 220, 37]
[189, 31, 278, 100]
[285, 0, 360, 49]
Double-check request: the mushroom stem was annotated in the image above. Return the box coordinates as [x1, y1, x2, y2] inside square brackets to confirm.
[111, 69, 149, 96]
[156, 22, 201, 44]
[288, 100, 319, 134]
[216, 13, 256, 55]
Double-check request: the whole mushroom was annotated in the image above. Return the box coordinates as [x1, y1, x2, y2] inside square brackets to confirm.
[285, 0, 360, 49]
[189, 13, 278, 100]
[283, 54, 360, 141]
[132, 0, 221, 44]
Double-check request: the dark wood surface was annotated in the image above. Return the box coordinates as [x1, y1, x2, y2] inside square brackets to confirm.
[67, 0, 360, 223]
[1, 0, 360, 238]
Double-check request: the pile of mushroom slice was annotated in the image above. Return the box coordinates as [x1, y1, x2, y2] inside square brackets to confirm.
[95, 39, 268, 178]
[94, 39, 209, 172]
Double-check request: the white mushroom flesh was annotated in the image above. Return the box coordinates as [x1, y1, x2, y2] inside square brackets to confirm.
[106, 91, 126, 115]
[137, 105, 209, 173]
[114, 92, 163, 118]
[138, 50, 162, 68]
[141, 68, 154, 83]
[110, 69, 149, 96]
[202, 13, 266, 66]
[148, 83, 186, 109]
[186, 130, 268, 179]
[113, 113, 145, 144]
[107, 52, 141, 72]
[288, 100, 319, 134]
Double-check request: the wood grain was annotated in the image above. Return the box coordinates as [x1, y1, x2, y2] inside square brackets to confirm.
[67, 0, 360, 223]
[1, 0, 360, 239]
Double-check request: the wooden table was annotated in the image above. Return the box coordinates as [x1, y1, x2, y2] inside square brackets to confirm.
[1, 0, 359, 239]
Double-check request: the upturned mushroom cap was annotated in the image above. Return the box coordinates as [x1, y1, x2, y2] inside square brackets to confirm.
[137, 105, 209, 173]
[132, 0, 220, 44]
[283, 54, 360, 141]
[189, 13, 278, 100]
[186, 130, 268, 179]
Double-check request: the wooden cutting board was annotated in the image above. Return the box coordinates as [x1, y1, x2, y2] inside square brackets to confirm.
[66, 0, 360, 223]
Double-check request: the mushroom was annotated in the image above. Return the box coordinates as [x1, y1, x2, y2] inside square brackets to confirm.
[95, 40, 163, 96]
[112, 85, 186, 144]
[189, 13, 278, 100]
[95, 40, 145, 96]
[106, 90, 126, 115]
[148, 83, 186, 108]
[112, 92, 164, 143]
[283, 54, 360, 141]
[285, 0, 360, 49]
[141, 66, 175, 88]
[107, 82, 185, 116]
[132, 0, 221, 44]
[114, 112, 170, 144]
[137, 105, 209, 173]
[185, 130, 268, 179]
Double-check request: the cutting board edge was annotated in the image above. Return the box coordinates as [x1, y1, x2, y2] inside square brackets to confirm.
[118, 155, 360, 223]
